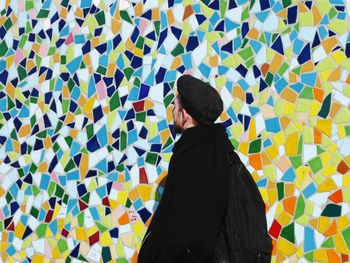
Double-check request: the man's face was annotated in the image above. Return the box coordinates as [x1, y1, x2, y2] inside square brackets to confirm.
[172, 96, 184, 133]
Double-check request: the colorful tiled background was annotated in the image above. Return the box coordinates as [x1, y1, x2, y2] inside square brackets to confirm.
[1, 0, 350, 262]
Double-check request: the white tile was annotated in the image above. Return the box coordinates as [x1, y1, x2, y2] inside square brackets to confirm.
[303, 144, 317, 163]
[87, 244, 102, 262]
[192, 40, 207, 67]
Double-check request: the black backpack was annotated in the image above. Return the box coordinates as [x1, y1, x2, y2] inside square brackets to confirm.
[214, 151, 273, 263]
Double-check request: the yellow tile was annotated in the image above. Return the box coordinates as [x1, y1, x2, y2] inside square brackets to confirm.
[309, 101, 321, 116]
[272, 131, 285, 145]
[337, 215, 350, 232]
[75, 227, 87, 241]
[14, 222, 25, 238]
[239, 142, 249, 155]
[278, 211, 292, 226]
[285, 132, 298, 156]
[332, 51, 347, 64]
[314, 249, 328, 262]
[318, 177, 337, 192]
[277, 238, 297, 256]
[100, 231, 113, 246]
[343, 173, 350, 187]
[267, 189, 277, 205]
[316, 119, 332, 137]
[334, 233, 349, 254]
[318, 217, 330, 233]
[138, 185, 152, 202]
[132, 220, 145, 238]
[322, 164, 336, 177]
[320, 152, 332, 165]
[32, 255, 45, 263]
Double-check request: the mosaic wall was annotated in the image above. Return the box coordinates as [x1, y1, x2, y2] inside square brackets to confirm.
[0, 0, 350, 261]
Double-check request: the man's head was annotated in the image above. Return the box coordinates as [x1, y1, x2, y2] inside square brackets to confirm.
[172, 75, 223, 133]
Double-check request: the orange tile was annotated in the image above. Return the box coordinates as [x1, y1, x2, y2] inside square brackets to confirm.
[83, 54, 92, 66]
[276, 9, 287, 18]
[346, 73, 350, 84]
[247, 28, 259, 40]
[312, 5, 322, 25]
[328, 67, 341, 81]
[314, 128, 322, 144]
[91, 37, 99, 48]
[324, 220, 337, 236]
[281, 87, 297, 103]
[262, 151, 271, 165]
[289, 72, 298, 83]
[277, 155, 292, 172]
[38, 162, 48, 173]
[171, 57, 182, 69]
[152, 7, 160, 20]
[280, 116, 291, 130]
[327, 249, 341, 263]
[285, 183, 294, 197]
[129, 188, 139, 201]
[283, 196, 296, 215]
[232, 85, 245, 101]
[209, 55, 218, 67]
[328, 189, 343, 203]
[297, 1, 309, 12]
[322, 37, 338, 54]
[60, 7, 67, 19]
[134, 2, 143, 17]
[118, 212, 130, 225]
[261, 63, 270, 76]
[80, 154, 89, 179]
[337, 160, 349, 174]
[301, 60, 314, 72]
[313, 88, 324, 102]
[309, 218, 318, 229]
[183, 5, 194, 20]
[330, 102, 342, 118]
[270, 54, 283, 73]
[74, 7, 83, 18]
[249, 153, 262, 170]
[44, 136, 52, 149]
[167, 9, 175, 25]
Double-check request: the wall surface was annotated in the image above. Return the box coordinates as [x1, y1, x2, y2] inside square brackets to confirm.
[0, 0, 350, 262]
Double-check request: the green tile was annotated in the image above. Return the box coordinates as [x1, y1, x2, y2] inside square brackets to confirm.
[249, 138, 261, 153]
[18, 65, 27, 81]
[146, 152, 158, 165]
[277, 182, 284, 201]
[304, 252, 314, 262]
[95, 11, 106, 25]
[171, 43, 184, 56]
[120, 131, 127, 151]
[37, 224, 47, 238]
[110, 92, 121, 111]
[5, 192, 13, 203]
[58, 239, 68, 253]
[290, 156, 302, 169]
[96, 221, 108, 233]
[295, 196, 305, 219]
[123, 68, 134, 80]
[30, 207, 39, 218]
[308, 156, 322, 173]
[48, 182, 56, 196]
[81, 193, 90, 204]
[30, 163, 37, 174]
[321, 237, 334, 248]
[55, 185, 64, 198]
[86, 124, 94, 140]
[280, 223, 294, 243]
[37, 9, 49, 18]
[321, 204, 341, 217]
[342, 226, 350, 250]
[265, 72, 274, 86]
[238, 47, 253, 60]
[25, 0, 34, 10]
[77, 212, 84, 227]
[164, 93, 174, 108]
[62, 100, 69, 113]
[318, 93, 331, 118]
[278, 63, 289, 76]
[136, 37, 145, 49]
[120, 10, 132, 23]
[329, 7, 337, 20]
[4, 18, 12, 30]
[97, 66, 107, 75]
[102, 247, 112, 262]
[136, 112, 146, 122]
[299, 86, 314, 100]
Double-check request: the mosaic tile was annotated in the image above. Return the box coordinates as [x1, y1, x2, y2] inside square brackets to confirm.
[0, 0, 350, 261]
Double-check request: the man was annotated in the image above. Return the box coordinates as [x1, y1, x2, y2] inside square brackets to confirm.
[138, 75, 234, 262]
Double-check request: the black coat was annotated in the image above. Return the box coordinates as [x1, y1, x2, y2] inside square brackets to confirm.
[138, 123, 234, 263]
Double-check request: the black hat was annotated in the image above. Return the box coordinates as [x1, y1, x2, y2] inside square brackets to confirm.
[176, 75, 223, 125]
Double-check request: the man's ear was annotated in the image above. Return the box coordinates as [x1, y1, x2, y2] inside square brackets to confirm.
[182, 108, 191, 123]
